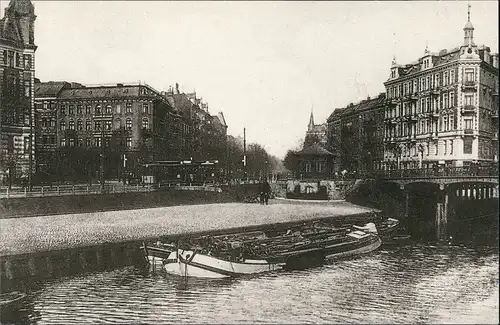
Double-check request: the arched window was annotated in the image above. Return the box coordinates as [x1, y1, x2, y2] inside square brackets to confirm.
[105, 105, 112, 114]
[95, 105, 102, 115]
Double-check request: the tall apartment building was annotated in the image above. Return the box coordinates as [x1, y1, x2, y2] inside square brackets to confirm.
[0, 0, 37, 185]
[326, 94, 386, 176]
[383, 8, 499, 170]
[34, 81, 228, 183]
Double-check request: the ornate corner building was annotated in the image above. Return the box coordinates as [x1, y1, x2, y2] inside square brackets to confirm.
[383, 8, 499, 170]
[0, 0, 37, 184]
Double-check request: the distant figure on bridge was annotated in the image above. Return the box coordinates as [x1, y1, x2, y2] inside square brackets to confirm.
[260, 179, 271, 205]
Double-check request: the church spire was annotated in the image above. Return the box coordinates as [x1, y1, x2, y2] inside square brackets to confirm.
[463, 3, 474, 46]
[308, 109, 314, 131]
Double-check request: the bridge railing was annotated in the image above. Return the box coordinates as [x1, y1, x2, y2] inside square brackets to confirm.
[375, 165, 499, 179]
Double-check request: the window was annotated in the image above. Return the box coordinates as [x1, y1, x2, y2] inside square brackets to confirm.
[465, 68, 475, 82]
[24, 80, 30, 97]
[449, 92, 455, 107]
[464, 118, 474, 130]
[142, 103, 149, 114]
[450, 70, 455, 83]
[77, 105, 83, 115]
[2, 50, 6, 65]
[69, 105, 74, 115]
[23, 54, 31, 69]
[85, 120, 91, 130]
[60, 105, 66, 116]
[15, 53, 20, 67]
[463, 137, 473, 154]
[142, 118, 149, 129]
[444, 72, 449, 85]
[77, 120, 83, 130]
[24, 137, 30, 153]
[116, 104, 121, 114]
[60, 121, 66, 131]
[104, 137, 111, 147]
[435, 74, 440, 87]
[86, 105, 91, 114]
[105, 105, 112, 114]
[126, 102, 132, 113]
[69, 120, 75, 130]
[443, 93, 449, 108]
[69, 138, 75, 147]
[94, 121, 102, 130]
[443, 116, 448, 131]
[104, 120, 112, 130]
[449, 115, 454, 130]
[95, 137, 102, 147]
[95, 105, 102, 115]
[126, 118, 132, 130]
[450, 140, 454, 155]
[86, 138, 92, 147]
[60, 138, 66, 147]
[465, 95, 474, 106]
[126, 137, 132, 148]
[50, 120, 56, 127]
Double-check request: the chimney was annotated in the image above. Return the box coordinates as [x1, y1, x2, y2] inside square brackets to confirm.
[492, 54, 499, 69]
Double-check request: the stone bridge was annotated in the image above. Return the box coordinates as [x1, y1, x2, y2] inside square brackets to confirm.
[373, 166, 498, 240]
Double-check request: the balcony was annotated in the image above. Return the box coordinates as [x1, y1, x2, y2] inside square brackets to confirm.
[410, 93, 419, 101]
[428, 111, 439, 119]
[461, 105, 476, 115]
[428, 132, 438, 140]
[462, 80, 477, 91]
[463, 128, 474, 135]
[406, 115, 418, 123]
[430, 88, 440, 96]
[386, 99, 398, 107]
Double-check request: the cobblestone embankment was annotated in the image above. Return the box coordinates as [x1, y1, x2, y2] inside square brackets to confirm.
[0, 202, 377, 257]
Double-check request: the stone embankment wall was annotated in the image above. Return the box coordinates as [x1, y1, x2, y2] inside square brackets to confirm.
[279, 179, 359, 200]
[0, 184, 261, 218]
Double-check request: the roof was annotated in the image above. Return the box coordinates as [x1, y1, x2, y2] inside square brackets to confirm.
[57, 84, 163, 101]
[217, 112, 227, 127]
[296, 143, 333, 156]
[327, 93, 386, 123]
[35, 82, 72, 98]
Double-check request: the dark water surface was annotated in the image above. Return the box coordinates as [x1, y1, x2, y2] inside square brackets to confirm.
[5, 243, 499, 324]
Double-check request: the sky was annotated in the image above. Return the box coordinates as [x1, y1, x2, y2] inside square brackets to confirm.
[1, 1, 498, 158]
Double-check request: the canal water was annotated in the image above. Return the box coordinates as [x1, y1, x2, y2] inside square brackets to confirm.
[3, 242, 498, 324]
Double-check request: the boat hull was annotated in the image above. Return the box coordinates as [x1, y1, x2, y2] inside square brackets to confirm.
[164, 250, 284, 278]
[324, 235, 381, 260]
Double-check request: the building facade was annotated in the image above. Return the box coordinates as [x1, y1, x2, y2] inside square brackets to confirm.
[0, 0, 37, 185]
[383, 9, 499, 170]
[34, 81, 228, 184]
[326, 94, 386, 176]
